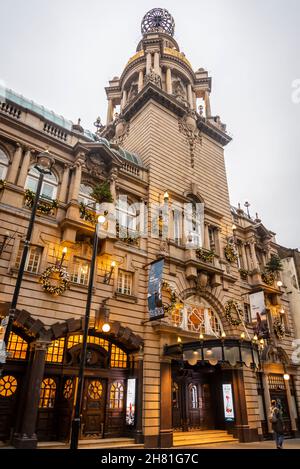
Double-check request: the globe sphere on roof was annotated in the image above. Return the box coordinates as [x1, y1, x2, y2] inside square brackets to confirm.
[141, 8, 175, 37]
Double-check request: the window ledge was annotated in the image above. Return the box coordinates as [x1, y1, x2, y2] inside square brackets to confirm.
[113, 292, 138, 303]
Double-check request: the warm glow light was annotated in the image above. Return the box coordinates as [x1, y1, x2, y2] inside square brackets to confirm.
[240, 332, 245, 339]
[277, 280, 283, 287]
[163, 191, 169, 200]
[259, 338, 264, 345]
[221, 331, 226, 338]
[199, 333, 204, 340]
[283, 373, 290, 381]
[253, 334, 258, 341]
[177, 336, 182, 343]
[102, 323, 111, 333]
[98, 215, 106, 224]
[111, 261, 116, 268]
[280, 308, 285, 314]
[62, 247, 68, 254]
[206, 348, 213, 356]
[232, 224, 237, 231]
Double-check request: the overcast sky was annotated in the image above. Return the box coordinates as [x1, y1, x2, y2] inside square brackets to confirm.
[1, 0, 299, 248]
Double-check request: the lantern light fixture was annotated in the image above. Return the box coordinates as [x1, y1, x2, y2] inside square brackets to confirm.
[283, 373, 290, 381]
[240, 332, 245, 340]
[103, 260, 116, 284]
[277, 280, 283, 288]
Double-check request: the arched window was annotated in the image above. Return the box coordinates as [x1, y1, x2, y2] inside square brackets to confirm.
[116, 196, 137, 231]
[78, 183, 95, 207]
[25, 166, 58, 200]
[172, 296, 224, 336]
[39, 378, 56, 408]
[109, 381, 124, 409]
[0, 148, 9, 180]
[190, 384, 198, 409]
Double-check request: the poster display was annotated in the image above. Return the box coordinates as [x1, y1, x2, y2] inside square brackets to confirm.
[126, 378, 136, 426]
[147, 258, 165, 320]
[222, 383, 235, 422]
[249, 291, 269, 338]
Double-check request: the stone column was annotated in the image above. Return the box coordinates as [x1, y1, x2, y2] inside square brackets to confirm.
[159, 358, 173, 447]
[146, 52, 152, 74]
[232, 369, 254, 442]
[59, 164, 70, 204]
[134, 349, 144, 443]
[215, 228, 222, 256]
[17, 148, 31, 187]
[241, 243, 248, 270]
[192, 91, 197, 110]
[153, 52, 160, 76]
[106, 99, 114, 124]
[12, 340, 49, 448]
[121, 89, 127, 111]
[138, 70, 144, 93]
[109, 168, 118, 202]
[204, 223, 210, 250]
[284, 378, 297, 431]
[7, 143, 23, 184]
[70, 160, 83, 202]
[166, 68, 172, 94]
[204, 90, 212, 117]
[187, 84, 193, 109]
[250, 241, 259, 270]
[262, 373, 272, 434]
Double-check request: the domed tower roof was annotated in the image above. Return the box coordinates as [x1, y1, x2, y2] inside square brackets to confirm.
[141, 8, 175, 37]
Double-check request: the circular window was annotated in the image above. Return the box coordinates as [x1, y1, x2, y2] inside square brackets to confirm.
[88, 380, 103, 400]
[0, 375, 17, 397]
[63, 379, 74, 400]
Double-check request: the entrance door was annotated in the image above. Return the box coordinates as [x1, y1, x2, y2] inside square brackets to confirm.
[81, 378, 106, 438]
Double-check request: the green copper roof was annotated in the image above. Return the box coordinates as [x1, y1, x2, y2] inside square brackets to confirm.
[0, 85, 144, 167]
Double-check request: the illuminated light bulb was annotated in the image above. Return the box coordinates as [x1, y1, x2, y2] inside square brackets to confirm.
[111, 261, 116, 268]
[277, 280, 283, 287]
[193, 350, 198, 355]
[253, 334, 258, 341]
[102, 323, 111, 333]
[199, 333, 204, 340]
[206, 348, 213, 356]
[62, 247, 68, 254]
[177, 336, 182, 343]
[163, 191, 169, 200]
[240, 332, 245, 339]
[259, 338, 264, 345]
[283, 373, 290, 381]
[98, 215, 106, 224]
[221, 331, 226, 338]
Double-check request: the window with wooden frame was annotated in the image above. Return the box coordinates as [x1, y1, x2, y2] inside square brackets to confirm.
[15, 243, 43, 273]
[117, 270, 133, 296]
[7, 332, 28, 360]
[110, 344, 128, 368]
[70, 258, 90, 285]
[26, 166, 58, 200]
[78, 183, 95, 208]
[39, 378, 57, 408]
[109, 381, 124, 409]
[45, 338, 65, 363]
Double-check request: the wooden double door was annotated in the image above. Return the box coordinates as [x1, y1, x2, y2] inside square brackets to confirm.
[81, 377, 107, 438]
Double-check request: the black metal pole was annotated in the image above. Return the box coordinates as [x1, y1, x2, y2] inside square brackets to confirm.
[0, 172, 44, 374]
[70, 223, 99, 450]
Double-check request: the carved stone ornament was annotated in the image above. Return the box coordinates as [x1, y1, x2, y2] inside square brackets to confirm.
[178, 111, 202, 168]
[112, 118, 130, 146]
[144, 67, 162, 88]
[85, 153, 108, 178]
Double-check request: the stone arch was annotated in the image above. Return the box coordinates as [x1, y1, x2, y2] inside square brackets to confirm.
[261, 344, 290, 364]
[179, 287, 227, 325]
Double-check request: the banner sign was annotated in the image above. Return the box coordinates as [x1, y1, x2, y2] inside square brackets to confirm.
[126, 378, 136, 426]
[0, 316, 8, 364]
[249, 291, 269, 338]
[222, 383, 235, 422]
[147, 259, 165, 320]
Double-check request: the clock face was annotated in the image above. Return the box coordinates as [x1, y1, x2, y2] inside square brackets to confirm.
[141, 8, 175, 37]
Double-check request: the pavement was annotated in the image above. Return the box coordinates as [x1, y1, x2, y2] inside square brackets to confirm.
[181, 438, 300, 449]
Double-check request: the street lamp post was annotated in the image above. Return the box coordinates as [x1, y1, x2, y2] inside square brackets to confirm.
[70, 215, 106, 450]
[0, 150, 54, 374]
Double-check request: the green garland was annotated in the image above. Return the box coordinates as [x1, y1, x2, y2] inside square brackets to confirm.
[117, 223, 139, 245]
[195, 248, 215, 263]
[79, 202, 98, 224]
[25, 189, 58, 215]
[273, 317, 285, 340]
[40, 265, 70, 296]
[162, 281, 178, 315]
[261, 271, 275, 286]
[239, 268, 249, 280]
[0, 179, 6, 190]
[225, 299, 243, 326]
[224, 244, 238, 263]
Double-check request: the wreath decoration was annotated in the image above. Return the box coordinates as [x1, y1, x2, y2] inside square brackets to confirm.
[273, 317, 285, 340]
[40, 266, 70, 296]
[195, 248, 215, 263]
[225, 299, 243, 326]
[162, 281, 178, 314]
[224, 244, 238, 263]
[261, 271, 275, 286]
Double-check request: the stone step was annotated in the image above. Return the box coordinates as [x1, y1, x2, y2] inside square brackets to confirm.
[173, 430, 238, 446]
[38, 438, 143, 450]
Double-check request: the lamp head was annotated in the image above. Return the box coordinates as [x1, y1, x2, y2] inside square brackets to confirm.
[35, 150, 54, 174]
[102, 322, 111, 333]
[98, 215, 106, 224]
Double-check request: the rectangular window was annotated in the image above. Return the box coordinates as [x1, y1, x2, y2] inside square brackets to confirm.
[117, 270, 133, 295]
[208, 227, 215, 249]
[0, 164, 7, 180]
[243, 303, 251, 324]
[173, 210, 181, 244]
[70, 258, 90, 285]
[15, 244, 42, 273]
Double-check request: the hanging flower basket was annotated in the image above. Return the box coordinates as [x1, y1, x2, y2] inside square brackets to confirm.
[40, 265, 70, 296]
[24, 189, 58, 215]
[224, 299, 243, 326]
[273, 317, 285, 340]
[224, 244, 238, 263]
[195, 248, 215, 263]
[261, 271, 275, 286]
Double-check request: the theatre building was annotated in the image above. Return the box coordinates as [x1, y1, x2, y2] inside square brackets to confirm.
[0, 8, 299, 448]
